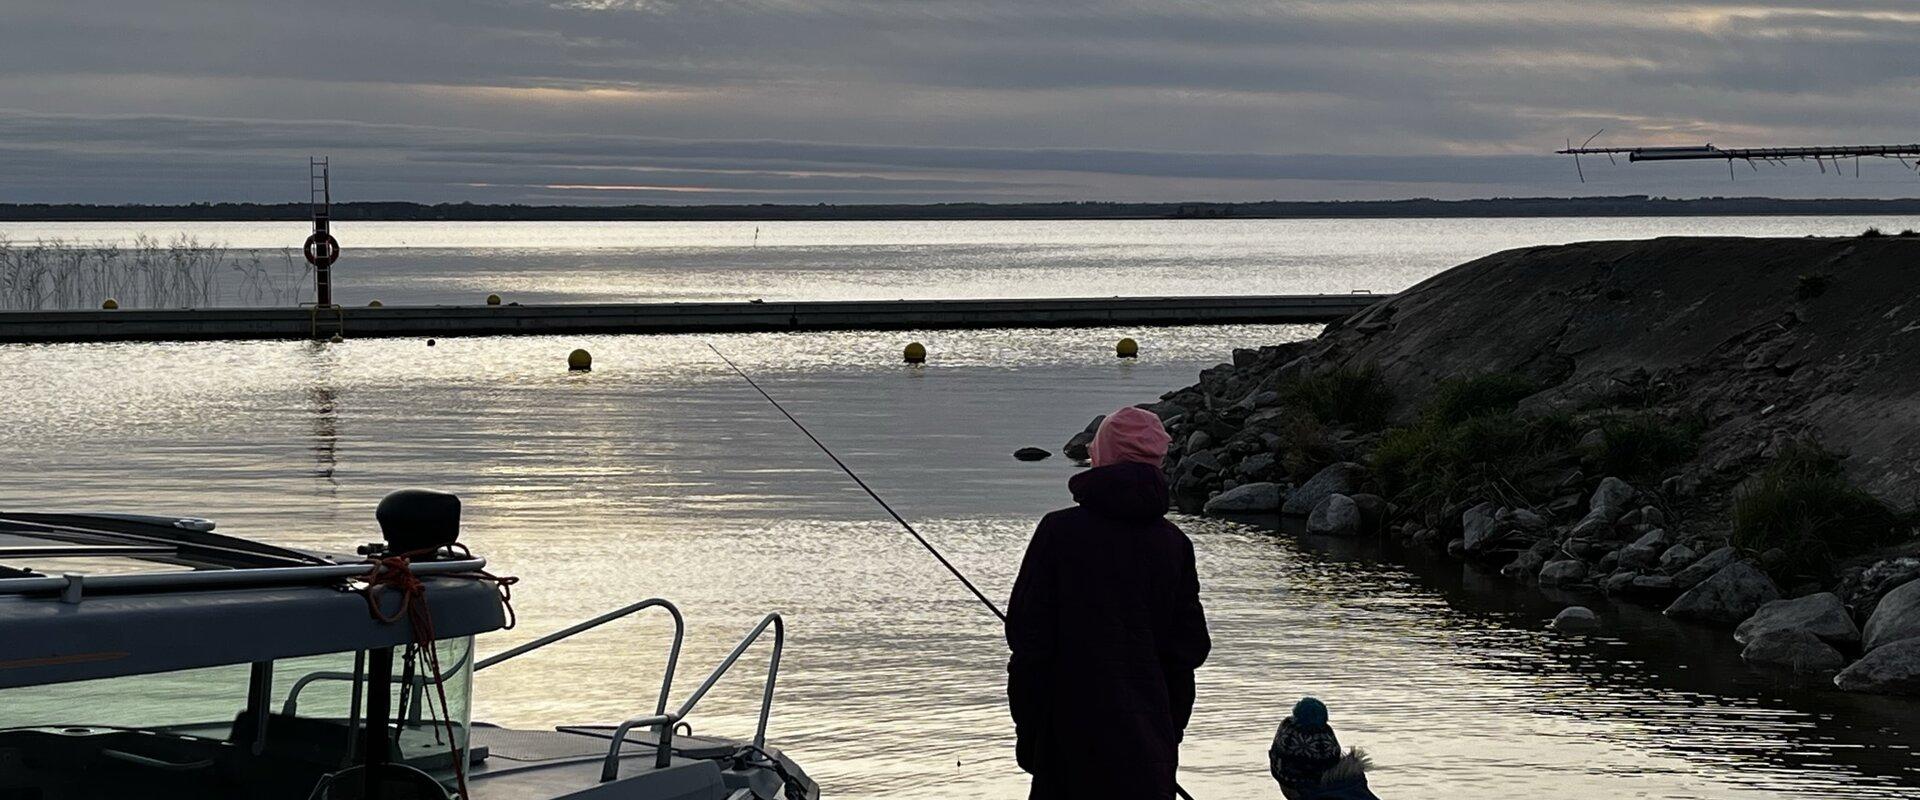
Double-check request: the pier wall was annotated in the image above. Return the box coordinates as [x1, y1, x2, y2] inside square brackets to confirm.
[0, 295, 1385, 343]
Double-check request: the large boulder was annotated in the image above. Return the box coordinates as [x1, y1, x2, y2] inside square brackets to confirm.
[1591, 477, 1636, 515]
[1741, 629, 1846, 674]
[1672, 546, 1739, 589]
[1734, 593, 1860, 647]
[1657, 543, 1699, 572]
[1307, 494, 1362, 536]
[1617, 530, 1669, 571]
[1461, 501, 1504, 554]
[1665, 561, 1781, 625]
[1835, 638, 1920, 695]
[1282, 462, 1366, 516]
[1203, 482, 1284, 516]
[1863, 578, 1920, 652]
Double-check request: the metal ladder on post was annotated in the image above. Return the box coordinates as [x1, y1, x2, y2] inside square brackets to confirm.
[307, 157, 345, 339]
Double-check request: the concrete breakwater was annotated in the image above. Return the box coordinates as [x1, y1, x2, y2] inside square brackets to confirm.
[1074, 236, 1920, 695]
[0, 294, 1381, 343]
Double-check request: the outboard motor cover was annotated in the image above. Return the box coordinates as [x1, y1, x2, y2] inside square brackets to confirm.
[376, 489, 461, 555]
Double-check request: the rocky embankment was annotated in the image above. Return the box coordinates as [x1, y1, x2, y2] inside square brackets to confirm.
[1069, 236, 1920, 694]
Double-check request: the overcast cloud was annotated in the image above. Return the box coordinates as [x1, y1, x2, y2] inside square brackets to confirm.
[6, 0, 1920, 203]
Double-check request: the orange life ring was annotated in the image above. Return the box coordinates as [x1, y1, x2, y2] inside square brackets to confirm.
[304, 232, 340, 267]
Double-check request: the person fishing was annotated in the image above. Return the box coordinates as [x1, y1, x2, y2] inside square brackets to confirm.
[1005, 406, 1212, 800]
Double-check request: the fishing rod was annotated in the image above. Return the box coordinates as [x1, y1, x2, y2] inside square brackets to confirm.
[705, 342, 1198, 800]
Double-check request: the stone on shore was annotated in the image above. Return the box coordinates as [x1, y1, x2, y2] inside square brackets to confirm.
[1202, 482, 1284, 516]
[1307, 494, 1361, 535]
[1591, 477, 1636, 515]
[1461, 501, 1504, 554]
[1062, 415, 1105, 461]
[1551, 606, 1601, 633]
[1835, 638, 1920, 695]
[1657, 544, 1699, 572]
[1673, 546, 1740, 589]
[1862, 578, 1920, 652]
[1741, 629, 1845, 674]
[1539, 559, 1588, 586]
[1282, 462, 1366, 516]
[1665, 561, 1781, 625]
[1734, 592, 1860, 647]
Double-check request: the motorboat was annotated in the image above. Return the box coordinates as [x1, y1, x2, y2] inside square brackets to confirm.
[0, 491, 816, 799]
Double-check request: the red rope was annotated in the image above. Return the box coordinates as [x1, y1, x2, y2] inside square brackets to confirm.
[359, 546, 519, 799]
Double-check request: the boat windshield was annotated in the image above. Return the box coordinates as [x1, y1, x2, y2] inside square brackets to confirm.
[0, 637, 474, 799]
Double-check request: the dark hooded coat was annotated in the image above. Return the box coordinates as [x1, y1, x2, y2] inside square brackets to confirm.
[1005, 462, 1212, 800]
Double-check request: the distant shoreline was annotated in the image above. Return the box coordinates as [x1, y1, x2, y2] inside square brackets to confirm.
[9, 196, 1920, 222]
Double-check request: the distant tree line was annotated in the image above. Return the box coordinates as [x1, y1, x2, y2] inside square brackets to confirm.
[7, 196, 1920, 221]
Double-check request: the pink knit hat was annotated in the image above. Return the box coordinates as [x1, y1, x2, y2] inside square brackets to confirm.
[1089, 406, 1172, 467]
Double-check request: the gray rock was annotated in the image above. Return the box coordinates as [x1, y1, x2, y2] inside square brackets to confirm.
[1202, 482, 1284, 516]
[1461, 501, 1504, 554]
[1503, 549, 1549, 582]
[1863, 578, 1920, 652]
[1349, 493, 1387, 533]
[1576, 428, 1607, 453]
[1446, 537, 1467, 558]
[1307, 494, 1362, 536]
[1735, 592, 1860, 647]
[1410, 528, 1444, 548]
[1657, 544, 1699, 572]
[1630, 529, 1671, 551]
[1282, 461, 1366, 516]
[1014, 447, 1051, 462]
[1835, 638, 1920, 695]
[1596, 550, 1621, 573]
[1509, 508, 1551, 531]
[1063, 414, 1105, 460]
[1618, 543, 1662, 571]
[1187, 431, 1214, 451]
[1569, 509, 1616, 539]
[1539, 559, 1589, 586]
[1591, 477, 1636, 514]
[1665, 561, 1782, 625]
[1236, 453, 1277, 479]
[1674, 546, 1740, 589]
[1742, 629, 1846, 674]
[1626, 574, 1680, 603]
[1552, 606, 1601, 633]
[1603, 571, 1638, 595]
[1638, 505, 1667, 527]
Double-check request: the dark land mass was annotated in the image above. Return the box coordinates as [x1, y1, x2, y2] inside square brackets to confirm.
[11, 196, 1920, 222]
[1090, 234, 1920, 694]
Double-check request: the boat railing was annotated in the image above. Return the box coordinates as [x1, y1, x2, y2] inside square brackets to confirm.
[600, 612, 783, 783]
[281, 597, 685, 722]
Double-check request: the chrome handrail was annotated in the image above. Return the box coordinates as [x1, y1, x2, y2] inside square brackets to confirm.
[476, 598, 685, 720]
[600, 612, 784, 783]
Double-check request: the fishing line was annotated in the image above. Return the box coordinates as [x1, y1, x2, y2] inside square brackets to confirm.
[705, 342, 1006, 622]
[706, 342, 1198, 800]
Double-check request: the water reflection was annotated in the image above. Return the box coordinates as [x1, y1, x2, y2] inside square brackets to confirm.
[0, 329, 1915, 798]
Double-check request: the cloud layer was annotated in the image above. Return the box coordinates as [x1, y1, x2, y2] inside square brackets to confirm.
[6, 1, 1920, 203]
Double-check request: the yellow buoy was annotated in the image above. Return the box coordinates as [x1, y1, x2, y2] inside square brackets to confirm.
[903, 342, 927, 364]
[1116, 337, 1139, 358]
[568, 348, 592, 372]
[101, 298, 119, 310]
[486, 293, 502, 306]
[368, 300, 383, 307]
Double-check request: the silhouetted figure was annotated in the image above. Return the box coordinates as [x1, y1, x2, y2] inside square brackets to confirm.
[1006, 407, 1211, 800]
[1271, 697, 1378, 799]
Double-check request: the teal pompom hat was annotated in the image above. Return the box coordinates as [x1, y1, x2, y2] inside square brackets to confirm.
[1293, 696, 1328, 727]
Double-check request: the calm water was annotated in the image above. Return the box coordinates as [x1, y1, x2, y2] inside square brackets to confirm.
[7, 216, 1920, 306]
[2, 218, 1918, 797]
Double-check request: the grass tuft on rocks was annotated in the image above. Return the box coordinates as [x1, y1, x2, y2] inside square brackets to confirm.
[1583, 412, 1701, 481]
[1373, 410, 1577, 513]
[1424, 373, 1537, 426]
[1732, 443, 1911, 577]
[1277, 366, 1395, 432]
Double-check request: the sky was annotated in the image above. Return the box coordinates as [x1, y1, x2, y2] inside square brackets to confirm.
[6, 0, 1920, 204]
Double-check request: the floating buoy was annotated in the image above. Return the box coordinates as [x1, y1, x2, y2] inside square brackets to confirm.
[1116, 337, 1139, 358]
[368, 300, 383, 307]
[427, 339, 437, 347]
[329, 334, 344, 344]
[903, 342, 927, 364]
[1014, 447, 1051, 462]
[101, 298, 118, 310]
[486, 293, 502, 306]
[568, 348, 592, 372]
